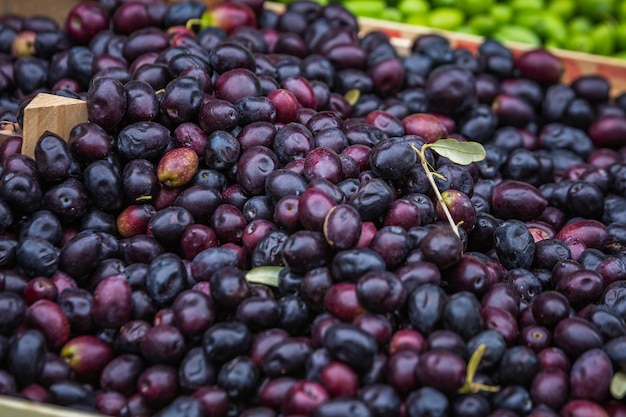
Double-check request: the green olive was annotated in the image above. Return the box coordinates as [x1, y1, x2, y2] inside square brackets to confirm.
[406, 14, 431, 26]
[431, 0, 459, 7]
[544, 39, 561, 50]
[577, 0, 615, 20]
[514, 12, 542, 28]
[458, 0, 494, 16]
[467, 14, 497, 36]
[397, 0, 430, 17]
[616, 23, 626, 51]
[564, 33, 595, 53]
[490, 4, 513, 25]
[547, 0, 576, 19]
[568, 16, 594, 34]
[342, 0, 386, 18]
[456, 25, 481, 35]
[493, 25, 542, 46]
[591, 23, 616, 55]
[535, 12, 568, 45]
[508, 0, 545, 12]
[619, 1, 626, 22]
[427, 7, 465, 30]
[381, 7, 404, 22]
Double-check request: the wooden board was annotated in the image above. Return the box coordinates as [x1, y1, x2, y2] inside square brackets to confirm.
[21, 94, 88, 159]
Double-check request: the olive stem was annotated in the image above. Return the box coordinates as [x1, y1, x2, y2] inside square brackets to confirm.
[413, 144, 460, 238]
[458, 343, 501, 394]
[185, 18, 202, 30]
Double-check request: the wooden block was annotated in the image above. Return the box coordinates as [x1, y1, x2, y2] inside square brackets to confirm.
[22, 93, 88, 159]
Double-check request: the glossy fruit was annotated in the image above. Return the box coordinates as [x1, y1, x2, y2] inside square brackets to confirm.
[60, 335, 113, 381]
[157, 148, 199, 188]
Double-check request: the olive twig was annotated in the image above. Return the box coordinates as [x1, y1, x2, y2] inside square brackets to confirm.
[412, 138, 487, 240]
[458, 343, 501, 394]
[412, 143, 460, 238]
[185, 18, 202, 30]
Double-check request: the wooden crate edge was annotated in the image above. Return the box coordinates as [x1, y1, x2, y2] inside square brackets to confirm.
[354, 15, 626, 95]
[266, 1, 626, 95]
[0, 395, 102, 417]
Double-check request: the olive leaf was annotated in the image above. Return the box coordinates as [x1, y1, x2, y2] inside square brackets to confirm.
[245, 266, 283, 287]
[426, 139, 487, 165]
[344, 89, 360, 106]
[412, 138, 486, 239]
[611, 371, 626, 399]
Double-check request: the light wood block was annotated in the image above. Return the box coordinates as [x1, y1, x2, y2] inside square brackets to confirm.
[22, 93, 88, 159]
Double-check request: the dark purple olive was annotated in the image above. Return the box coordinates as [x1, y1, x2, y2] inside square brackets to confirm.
[87, 76, 126, 130]
[569, 348, 613, 402]
[492, 180, 547, 221]
[117, 121, 172, 162]
[494, 220, 536, 270]
[553, 317, 603, 358]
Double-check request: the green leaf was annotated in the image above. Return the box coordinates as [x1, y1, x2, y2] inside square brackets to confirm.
[427, 138, 487, 165]
[344, 89, 360, 106]
[611, 371, 626, 399]
[245, 266, 283, 287]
